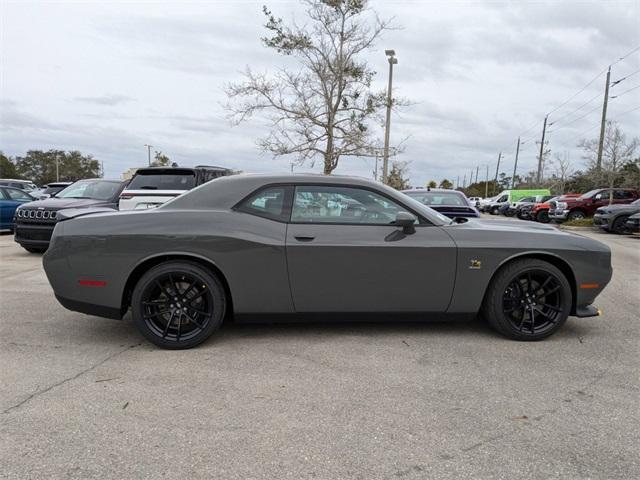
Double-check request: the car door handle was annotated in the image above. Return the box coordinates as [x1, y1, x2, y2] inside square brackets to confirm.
[294, 235, 315, 242]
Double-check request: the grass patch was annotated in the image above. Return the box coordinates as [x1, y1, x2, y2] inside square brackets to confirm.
[563, 218, 594, 227]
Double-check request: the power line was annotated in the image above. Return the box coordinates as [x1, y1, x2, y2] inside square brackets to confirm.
[548, 103, 603, 133]
[611, 104, 640, 120]
[546, 69, 607, 116]
[549, 91, 602, 127]
[611, 44, 640, 67]
[611, 68, 640, 86]
[611, 83, 640, 99]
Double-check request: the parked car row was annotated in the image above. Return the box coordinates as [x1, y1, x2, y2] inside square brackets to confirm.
[4, 165, 235, 253]
[500, 187, 640, 235]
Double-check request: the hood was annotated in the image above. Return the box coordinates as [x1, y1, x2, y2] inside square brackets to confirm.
[597, 203, 640, 212]
[17, 197, 112, 210]
[450, 218, 562, 234]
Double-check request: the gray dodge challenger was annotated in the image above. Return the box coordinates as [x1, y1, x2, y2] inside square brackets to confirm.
[43, 174, 612, 349]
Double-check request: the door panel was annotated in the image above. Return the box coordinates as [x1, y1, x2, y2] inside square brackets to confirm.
[285, 224, 456, 313]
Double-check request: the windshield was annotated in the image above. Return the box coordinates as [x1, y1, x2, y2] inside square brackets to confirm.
[403, 191, 468, 206]
[128, 171, 196, 190]
[57, 180, 121, 200]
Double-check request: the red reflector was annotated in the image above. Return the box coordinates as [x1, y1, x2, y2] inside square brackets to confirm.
[79, 280, 107, 287]
[580, 283, 599, 289]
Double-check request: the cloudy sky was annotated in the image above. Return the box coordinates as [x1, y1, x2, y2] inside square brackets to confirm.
[1, 0, 639, 186]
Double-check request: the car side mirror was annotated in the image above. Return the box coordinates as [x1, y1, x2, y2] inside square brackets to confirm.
[395, 211, 416, 234]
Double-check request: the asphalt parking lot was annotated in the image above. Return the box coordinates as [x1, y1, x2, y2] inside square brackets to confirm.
[1, 223, 639, 479]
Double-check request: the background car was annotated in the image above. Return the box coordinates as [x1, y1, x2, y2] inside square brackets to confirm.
[30, 182, 73, 200]
[512, 195, 554, 219]
[119, 165, 233, 210]
[0, 179, 38, 192]
[550, 188, 639, 222]
[402, 188, 480, 218]
[0, 187, 35, 231]
[531, 194, 581, 223]
[14, 179, 127, 253]
[468, 196, 482, 207]
[625, 213, 640, 236]
[593, 199, 640, 234]
[43, 174, 611, 349]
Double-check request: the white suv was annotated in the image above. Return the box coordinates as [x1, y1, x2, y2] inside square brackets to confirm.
[119, 166, 232, 210]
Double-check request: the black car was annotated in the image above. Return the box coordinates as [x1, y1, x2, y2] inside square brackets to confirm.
[14, 179, 128, 253]
[401, 188, 480, 218]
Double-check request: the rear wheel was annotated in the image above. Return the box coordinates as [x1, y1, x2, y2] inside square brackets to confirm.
[490, 206, 499, 215]
[482, 259, 571, 341]
[131, 261, 226, 349]
[611, 215, 630, 234]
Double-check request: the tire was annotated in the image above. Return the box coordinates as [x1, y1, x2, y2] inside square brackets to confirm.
[567, 210, 586, 221]
[490, 207, 499, 215]
[536, 210, 550, 223]
[611, 215, 630, 234]
[23, 246, 47, 254]
[131, 261, 227, 349]
[481, 259, 571, 341]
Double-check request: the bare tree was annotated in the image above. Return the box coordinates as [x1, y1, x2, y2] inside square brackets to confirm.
[386, 160, 410, 190]
[226, 0, 403, 174]
[580, 121, 639, 204]
[551, 151, 573, 193]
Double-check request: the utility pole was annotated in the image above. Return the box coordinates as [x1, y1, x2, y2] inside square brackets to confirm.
[596, 66, 611, 175]
[536, 116, 547, 184]
[456, 175, 459, 189]
[512, 137, 521, 189]
[101, 160, 105, 178]
[485, 164, 489, 198]
[493, 152, 502, 195]
[462, 173, 466, 188]
[55, 153, 60, 182]
[382, 50, 397, 184]
[475, 166, 479, 184]
[469, 169, 474, 187]
[144, 144, 153, 166]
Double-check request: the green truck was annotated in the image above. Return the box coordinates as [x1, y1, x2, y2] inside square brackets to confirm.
[484, 189, 552, 215]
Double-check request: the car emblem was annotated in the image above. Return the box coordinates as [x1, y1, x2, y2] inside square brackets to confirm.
[469, 259, 482, 269]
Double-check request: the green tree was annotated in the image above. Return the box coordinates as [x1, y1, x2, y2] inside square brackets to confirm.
[427, 180, 437, 188]
[14, 150, 101, 185]
[0, 151, 20, 178]
[226, 0, 404, 174]
[438, 179, 453, 189]
[386, 161, 410, 190]
[151, 151, 171, 167]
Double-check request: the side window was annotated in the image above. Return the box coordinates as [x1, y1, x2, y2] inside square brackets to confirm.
[237, 186, 290, 221]
[291, 186, 405, 225]
[6, 188, 31, 201]
[0, 189, 7, 200]
[613, 190, 631, 200]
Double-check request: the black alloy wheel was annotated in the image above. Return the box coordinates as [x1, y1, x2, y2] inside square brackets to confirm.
[482, 259, 571, 340]
[132, 261, 226, 349]
[536, 210, 550, 223]
[611, 215, 630, 234]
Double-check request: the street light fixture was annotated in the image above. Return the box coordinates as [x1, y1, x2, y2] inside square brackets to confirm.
[382, 49, 397, 184]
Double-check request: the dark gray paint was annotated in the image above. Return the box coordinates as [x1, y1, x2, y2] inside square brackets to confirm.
[43, 174, 612, 319]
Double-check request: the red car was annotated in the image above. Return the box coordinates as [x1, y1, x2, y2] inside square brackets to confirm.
[549, 188, 640, 222]
[531, 194, 580, 223]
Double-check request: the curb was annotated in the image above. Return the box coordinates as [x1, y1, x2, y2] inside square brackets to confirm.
[557, 225, 596, 232]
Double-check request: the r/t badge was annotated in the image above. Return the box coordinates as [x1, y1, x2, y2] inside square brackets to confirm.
[469, 259, 482, 269]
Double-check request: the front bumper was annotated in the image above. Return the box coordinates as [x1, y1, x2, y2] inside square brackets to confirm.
[549, 209, 569, 220]
[14, 222, 55, 247]
[593, 214, 611, 228]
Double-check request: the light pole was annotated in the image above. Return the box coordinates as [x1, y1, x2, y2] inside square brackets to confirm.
[144, 144, 154, 166]
[382, 49, 397, 184]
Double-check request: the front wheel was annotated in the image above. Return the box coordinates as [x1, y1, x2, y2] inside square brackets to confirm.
[131, 261, 226, 349]
[536, 210, 550, 223]
[482, 259, 571, 341]
[567, 210, 586, 221]
[611, 215, 630, 234]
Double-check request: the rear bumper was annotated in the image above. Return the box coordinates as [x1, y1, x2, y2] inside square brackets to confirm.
[593, 214, 611, 227]
[55, 294, 123, 320]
